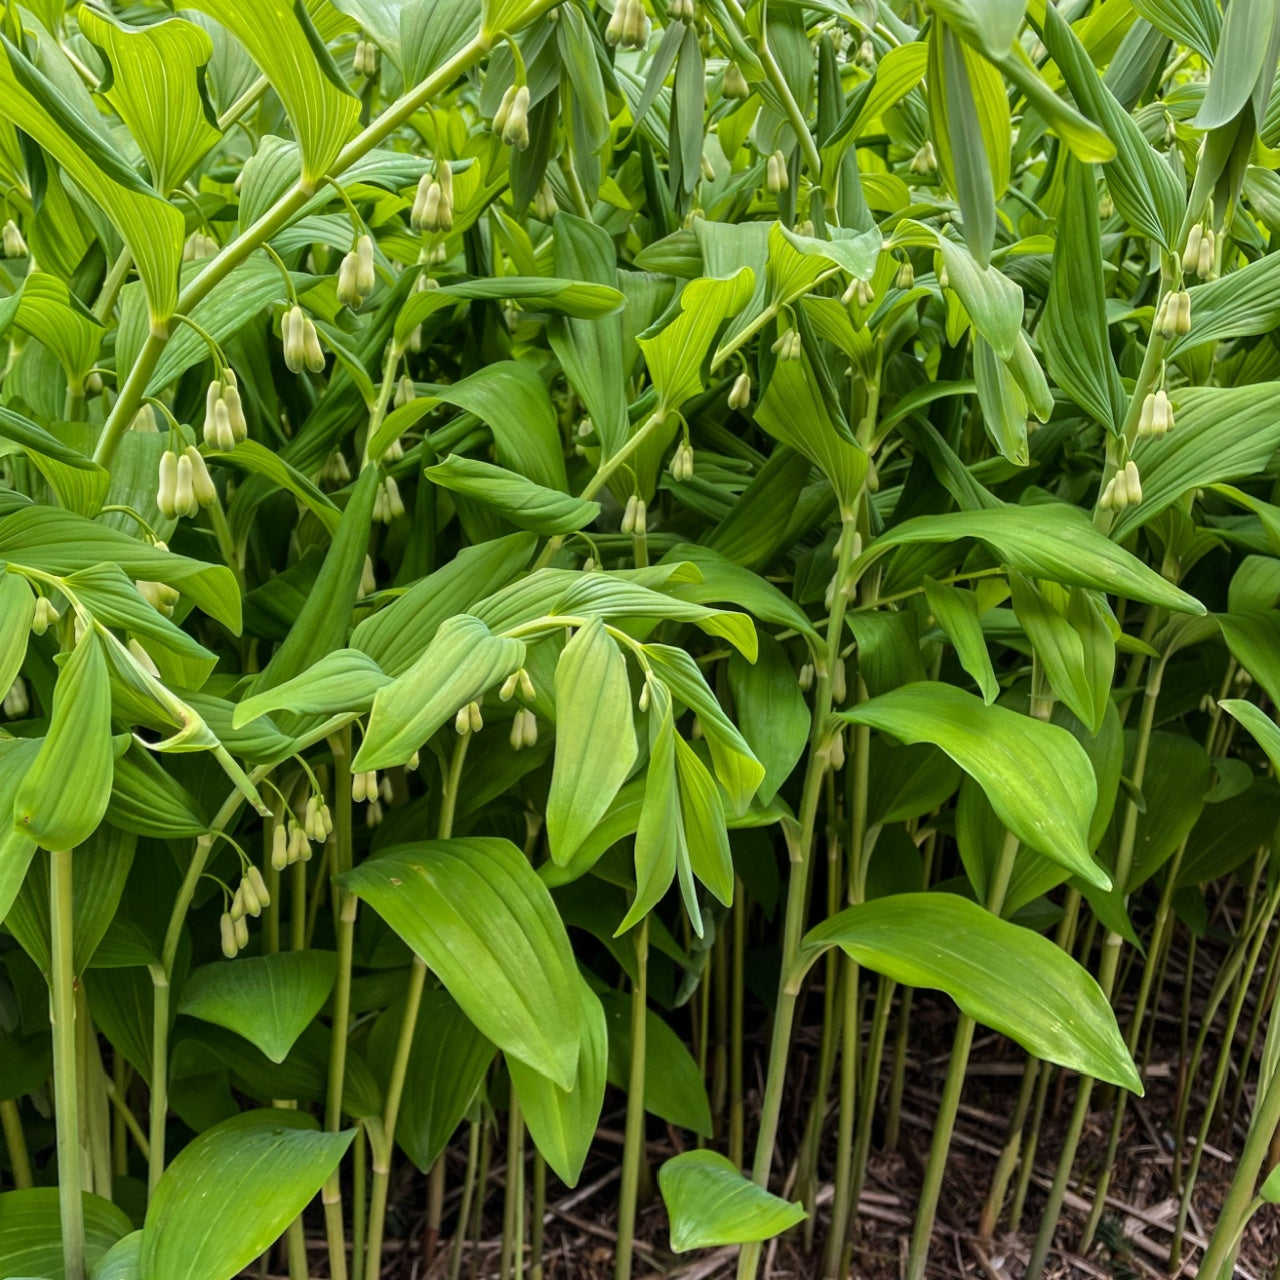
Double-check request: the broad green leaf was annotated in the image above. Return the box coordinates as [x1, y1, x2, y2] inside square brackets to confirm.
[0, 274, 102, 389]
[1195, 0, 1279, 130]
[14, 629, 113, 851]
[659, 1150, 807, 1252]
[509, 978, 607, 1187]
[924, 576, 998, 704]
[354, 615, 525, 770]
[973, 334, 1029, 465]
[366, 986, 494, 1172]
[727, 635, 810, 802]
[754, 349, 868, 510]
[1167, 254, 1280, 357]
[140, 1110, 353, 1280]
[1113, 384, 1280, 540]
[234, 649, 390, 727]
[0, 1188, 131, 1279]
[207, 439, 341, 536]
[1218, 613, 1280, 707]
[930, 0, 1027, 59]
[1041, 158, 1125, 430]
[639, 270, 754, 412]
[0, 505, 241, 631]
[855, 503, 1204, 614]
[77, 8, 221, 193]
[183, 0, 360, 187]
[352, 534, 535, 676]
[546, 618, 638, 866]
[0, 571, 34, 695]
[425, 455, 600, 535]
[1261, 1161, 1280, 1204]
[339, 838, 582, 1089]
[0, 35, 183, 319]
[802, 893, 1141, 1091]
[839, 683, 1108, 888]
[178, 951, 339, 1064]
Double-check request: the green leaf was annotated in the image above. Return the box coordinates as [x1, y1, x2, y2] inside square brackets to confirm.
[178, 951, 339, 1064]
[924, 576, 998, 704]
[1041, 158, 1125, 430]
[207, 439, 341, 536]
[338, 838, 583, 1089]
[674, 735, 734, 906]
[77, 8, 221, 193]
[183, 0, 360, 187]
[234, 649, 390, 727]
[546, 618, 638, 866]
[0, 571, 35, 696]
[727, 634, 810, 802]
[802, 893, 1141, 1091]
[140, 1110, 353, 1280]
[839, 683, 1108, 888]
[1218, 613, 1280, 707]
[1010, 577, 1115, 735]
[659, 1150, 807, 1252]
[509, 978, 607, 1187]
[366, 985, 493, 1172]
[0, 1188, 131, 1279]
[424, 455, 600, 535]
[0, 505, 241, 632]
[930, 0, 1027, 59]
[91, 1229, 142, 1280]
[14, 629, 113, 851]
[854, 503, 1204, 614]
[1261, 1161, 1280, 1204]
[354, 615, 524, 770]
[1195, 0, 1279, 130]
[0, 35, 183, 319]
[639, 270, 754, 412]
[1112, 384, 1280, 540]
[1219, 700, 1280, 777]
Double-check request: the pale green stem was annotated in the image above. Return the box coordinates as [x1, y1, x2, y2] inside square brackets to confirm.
[616, 917, 650, 1280]
[1, 1098, 33, 1188]
[51, 848, 86, 1280]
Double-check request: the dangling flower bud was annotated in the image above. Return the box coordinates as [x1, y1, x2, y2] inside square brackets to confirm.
[239, 875, 262, 918]
[2, 219, 27, 257]
[771, 328, 802, 361]
[1098, 191, 1114, 219]
[220, 912, 238, 958]
[233, 914, 250, 950]
[501, 85, 531, 150]
[620, 493, 639, 535]
[354, 37, 378, 79]
[638, 679, 651, 713]
[229, 884, 246, 922]
[393, 374, 416, 408]
[271, 822, 289, 871]
[31, 596, 58, 636]
[1196, 227, 1215, 280]
[855, 38, 875, 66]
[283, 305, 325, 373]
[157, 449, 180, 520]
[724, 61, 749, 99]
[373, 475, 404, 524]
[798, 662, 814, 692]
[337, 250, 363, 308]
[670, 441, 695, 481]
[1123, 459, 1142, 505]
[499, 670, 520, 701]
[128, 638, 160, 678]
[831, 657, 847, 703]
[359, 554, 377, 600]
[137, 578, 179, 616]
[766, 149, 788, 194]
[3, 676, 29, 718]
[896, 259, 915, 290]
[174, 451, 198, 519]
[1182, 224, 1203, 274]
[909, 141, 936, 174]
[510, 706, 538, 749]
[131, 404, 158, 433]
[534, 179, 558, 221]
[352, 770, 377, 803]
[185, 447, 217, 508]
[728, 372, 751, 409]
[321, 451, 351, 487]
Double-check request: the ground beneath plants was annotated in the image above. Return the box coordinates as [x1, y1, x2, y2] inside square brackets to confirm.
[259, 933, 1279, 1280]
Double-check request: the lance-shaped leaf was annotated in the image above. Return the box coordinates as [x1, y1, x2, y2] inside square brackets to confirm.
[77, 7, 221, 193]
[354, 615, 525, 770]
[929, 0, 1026, 59]
[546, 618, 638, 866]
[141, 1110, 353, 1280]
[674, 736, 734, 906]
[178, 951, 339, 1064]
[802, 893, 1141, 1091]
[638, 269, 754, 412]
[853, 503, 1204, 614]
[0, 274, 102, 389]
[1220, 700, 1280, 777]
[619, 680, 684, 935]
[13, 629, 113, 851]
[338, 838, 583, 1089]
[1040, 1, 1183, 247]
[425, 455, 600, 535]
[1217, 612, 1280, 707]
[509, 977, 607, 1187]
[1113, 383, 1280, 540]
[924, 576, 998, 704]
[1194, 0, 1279, 130]
[0, 34, 183, 319]
[234, 649, 390, 727]
[0, 505, 241, 631]
[0, 1188, 131, 1278]
[183, 0, 359, 188]
[0, 572, 34, 696]
[1041, 157, 1125, 430]
[660, 1150, 807, 1252]
[838, 683, 1108, 888]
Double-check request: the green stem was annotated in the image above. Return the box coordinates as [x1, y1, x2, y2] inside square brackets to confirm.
[904, 829, 1019, 1280]
[615, 916, 649, 1280]
[322, 728, 356, 1280]
[449, 1119, 481, 1280]
[51, 848, 86, 1280]
[729, 877, 746, 1170]
[92, 31, 501, 469]
[1, 1098, 33, 1189]
[530, 1151, 546, 1280]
